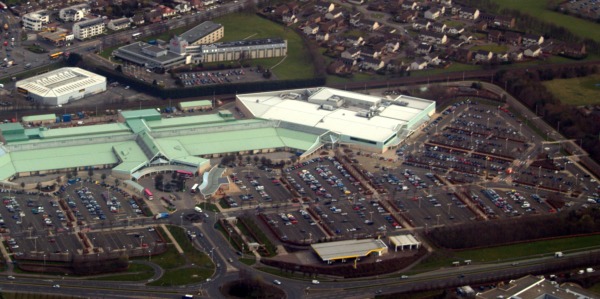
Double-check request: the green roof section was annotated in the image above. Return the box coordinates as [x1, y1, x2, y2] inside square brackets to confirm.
[275, 128, 321, 150]
[38, 123, 131, 140]
[22, 114, 56, 123]
[0, 150, 15, 180]
[179, 100, 212, 109]
[145, 114, 229, 130]
[120, 109, 161, 121]
[126, 118, 150, 134]
[0, 123, 24, 135]
[10, 143, 119, 173]
[137, 131, 160, 158]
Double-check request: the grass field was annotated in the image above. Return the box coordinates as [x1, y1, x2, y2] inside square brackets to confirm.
[471, 44, 509, 53]
[491, 0, 600, 42]
[211, 13, 314, 79]
[147, 266, 212, 286]
[543, 74, 600, 106]
[443, 20, 464, 28]
[93, 263, 155, 281]
[414, 234, 600, 272]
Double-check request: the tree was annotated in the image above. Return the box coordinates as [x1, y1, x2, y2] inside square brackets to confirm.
[155, 174, 164, 189]
[114, 178, 120, 187]
[66, 53, 83, 66]
[88, 168, 94, 179]
[152, 79, 157, 85]
[253, 156, 260, 164]
[116, 65, 123, 73]
[20, 182, 25, 191]
[101, 173, 107, 182]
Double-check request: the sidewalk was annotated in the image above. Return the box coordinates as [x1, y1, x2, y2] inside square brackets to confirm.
[160, 224, 184, 254]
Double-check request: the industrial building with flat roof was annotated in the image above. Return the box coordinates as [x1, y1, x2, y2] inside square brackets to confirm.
[179, 21, 224, 45]
[0, 108, 326, 183]
[113, 42, 187, 69]
[311, 239, 388, 263]
[236, 87, 435, 153]
[16, 67, 106, 106]
[200, 38, 287, 63]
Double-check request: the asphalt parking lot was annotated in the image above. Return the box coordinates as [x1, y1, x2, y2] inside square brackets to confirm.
[87, 227, 163, 253]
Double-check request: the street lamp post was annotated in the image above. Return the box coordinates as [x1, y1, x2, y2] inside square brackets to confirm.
[436, 214, 441, 226]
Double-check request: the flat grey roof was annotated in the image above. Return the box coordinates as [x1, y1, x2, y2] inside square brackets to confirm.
[311, 239, 387, 261]
[115, 42, 184, 64]
[180, 21, 222, 44]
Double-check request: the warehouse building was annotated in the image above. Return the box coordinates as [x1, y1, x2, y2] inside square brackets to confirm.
[179, 21, 223, 46]
[16, 67, 107, 106]
[0, 108, 325, 182]
[199, 38, 287, 63]
[236, 87, 435, 153]
[311, 239, 388, 264]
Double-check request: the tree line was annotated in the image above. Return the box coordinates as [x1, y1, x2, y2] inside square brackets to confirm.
[428, 207, 600, 249]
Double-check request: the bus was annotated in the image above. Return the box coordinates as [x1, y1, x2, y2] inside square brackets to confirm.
[49, 52, 63, 59]
[190, 183, 199, 193]
[143, 188, 153, 201]
[132, 32, 141, 39]
[176, 170, 194, 179]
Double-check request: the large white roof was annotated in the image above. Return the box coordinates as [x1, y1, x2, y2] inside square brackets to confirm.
[16, 67, 106, 98]
[237, 87, 434, 143]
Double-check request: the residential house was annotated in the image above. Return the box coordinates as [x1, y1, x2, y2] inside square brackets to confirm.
[175, 2, 192, 13]
[446, 26, 464, 35]
[367, 2, 386, 12]
[455, 48, 473, 63]
[459, 7, 479, 20]
[349, 11, 361, 23]
[473, 20, 487, 31]
[287, 2, 300, 13]
[504, 31, 521, 46]
[303, 23, 319, 35]
[359, 19, 380, 31]
[416, 43, 433, 55]
[559, 42, 586, 58]
[424, 54, 441, 65]
[361, 56, 385, 70]
[474, 50, 493, 62]
[394, 11, 416, 23]
[340, 57, 356, 67]
[59, 4, 90, 22]
[306, 14, 322, 25]
[412, 19, 431, 30]
[402, 1, 418, 10]
[346, 36, 364, 47]
[410, 58, 428, 70]
[523, 45, 542, 57]
[332, 16, 346, 28]
[282, 12, 298, 24]
[131, 13, 145, 26]
[487, 29, 502, 43]
[341, 47, 361, 59]
[348, 0, 365, 4]
[510, 51, 523, 61]
[495, 52, 509, 62]
[385, 40, 400, 53]
[328, 59, 352, 75]
[431, 22, 446, 33]
[424, 7, 442, 20]
[73, 18, 105, 40]
[419, 32, 447, 45]
[144, 9, 162, 24]
[320, 20, 337, 33]
[315, 1, 335, 13]
[273, 4, 290, 16]
[372, 42, 387, 55]
[159, 5, 177, 19]
[107, 17, 131, 31]
[325, 8, 344, 20]
[316, 30, 330, 41]
[522, 34, 544, 46]
[360, 47, 378, 58]
[493, 15, 515, 28]
[479, 12, 495, 24]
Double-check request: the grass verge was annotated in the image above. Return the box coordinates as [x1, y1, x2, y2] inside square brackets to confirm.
[147, 266, 212, 286]
[239, 257, 256, 266]
[166, 225, 214, 267]
[413, 234, 600, 272]
[93, 263, 155, 281]
[542, 74, 600, 106]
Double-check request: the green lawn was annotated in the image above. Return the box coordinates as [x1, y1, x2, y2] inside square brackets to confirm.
[211, 13, 314, 79]
[167, 225, 214, 267]
[144, 245, 186, 270]
[147, 266, 212, 286]
[543, 74, 600, 106]
[93, 263, 155, 282]
[471, 44, 509, 53]
[413, 63, 482, 77]
[414, 234, 600, 271]
[239, 257, 256, 266]
[491, 0, 600, 42]
[589, 283, 600, 295]
[443, 20, 464, 28]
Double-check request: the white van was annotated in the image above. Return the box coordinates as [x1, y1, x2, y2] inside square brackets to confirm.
[194, 206, 203, 213]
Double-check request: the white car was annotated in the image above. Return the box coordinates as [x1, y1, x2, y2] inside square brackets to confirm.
[53, 284, 60, 288]
[273, 279, 281, 285]
[312, 280, 320, 284]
